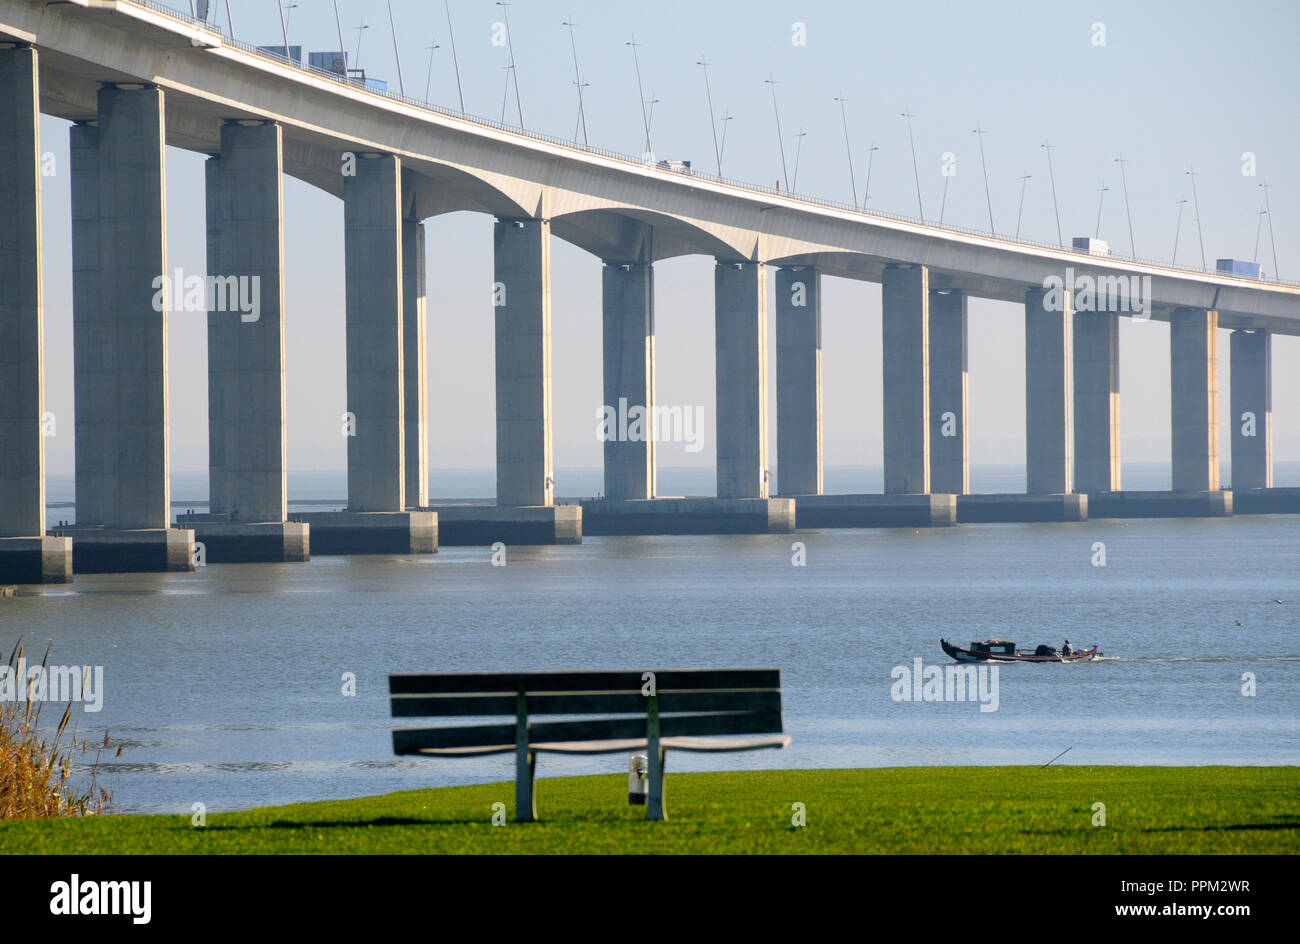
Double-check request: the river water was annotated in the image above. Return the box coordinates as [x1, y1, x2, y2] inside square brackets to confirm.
[6, 466, 1298, 813]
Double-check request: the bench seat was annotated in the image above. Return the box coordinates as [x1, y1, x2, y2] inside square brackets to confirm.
[411, 734, 792, 757]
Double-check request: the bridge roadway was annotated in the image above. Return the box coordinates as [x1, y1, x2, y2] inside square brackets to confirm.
[1, 0, 1296, 580]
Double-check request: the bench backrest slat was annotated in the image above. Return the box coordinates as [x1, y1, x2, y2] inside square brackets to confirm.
[393, 709, 784, 754]
[389, 668, 780, 695]
[391, 689, 781, 718]
[389, 668, 785, 754]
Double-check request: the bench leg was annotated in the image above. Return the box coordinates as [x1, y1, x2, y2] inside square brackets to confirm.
[647, 747, 667, 821]
[516, 748, 537, 822]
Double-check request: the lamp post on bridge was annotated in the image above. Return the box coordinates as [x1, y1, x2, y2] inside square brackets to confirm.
[562, 18, 589, 147]
[972, 123, 994, 234]
[862, 142, 879, 208]
[423, 40, 440, 102]
[765, 76, 790, 193]
[834, 93, 858, 207]
[697, 55, 720, 175]
[1015, 170, 1031, 239]
[901, 108, 922, 220]
[718, 111, 734, 176]
[630, 39, 652, 157]
[1260, 178, 1280, 278]
[1094, 179, 1109, 239]
[1114, 153, 1135, 257]
[1041, 140, 1062, 247]
[791, 128, 807, 193]
[1185, 166, 1206, 270]
[1172, 195, 1188, 265]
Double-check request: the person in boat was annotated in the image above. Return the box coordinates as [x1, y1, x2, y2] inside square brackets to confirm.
[1062, 639, 1075, 657]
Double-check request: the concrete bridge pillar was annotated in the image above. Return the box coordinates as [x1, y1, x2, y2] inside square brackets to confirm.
[344, 153, 405, 512]
[297, 156, 434, 555]
[0, 45, 46, 541]
[775, 266, 822, 496]
[93, 84, 171, 531]
[882, 265, 929, 494]
[70, 121, 106, 528]
[715, 262, 769, 499]
[1024, 285, 1074, 495]
[402, 204, 428, 509]
[1073, 311, 1121, 492]
[1229, 329, 1272, 489]
[179, 121, 307, 561]
[205, 121, 287, 524]
[0, 45, 72, 582]
[494, 218, 553, 507]
[1170, 308, 1219, 492]
[928, 288, 968, 495]
[62, 84, 192, 572]
[602, 261, 656, 500]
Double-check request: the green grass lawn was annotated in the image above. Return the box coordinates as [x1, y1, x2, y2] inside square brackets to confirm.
[1, 766, 1296, 854]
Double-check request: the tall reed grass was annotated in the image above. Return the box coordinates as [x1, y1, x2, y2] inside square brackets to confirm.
[0, 641, 117, 818]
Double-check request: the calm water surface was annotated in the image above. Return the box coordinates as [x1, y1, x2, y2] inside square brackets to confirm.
[3, 509, 1297, 813]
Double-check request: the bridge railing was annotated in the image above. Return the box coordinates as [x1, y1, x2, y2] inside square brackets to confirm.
[125, 0, 1298, 289]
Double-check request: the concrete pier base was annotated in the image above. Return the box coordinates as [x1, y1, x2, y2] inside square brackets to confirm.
[1228, 487, 1300, 516]
[291, 511, 435, 555]
[63, 528, 195, 574]
[578, 498, 792, 536]
[794, 494, 957, 529]
[957, 493, 1087, 523]
[174, 514, 308, 563]
[0, 537, 73, 584]
[434, 505, 580, 546]
[1088, 490, 1232, 519]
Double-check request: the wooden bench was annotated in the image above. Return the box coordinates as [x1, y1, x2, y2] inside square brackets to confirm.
[389, 668, 790, 821]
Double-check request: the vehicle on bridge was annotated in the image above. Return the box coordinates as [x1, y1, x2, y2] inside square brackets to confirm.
[1071, 236, 1111, 257]
[657, 159, 692, 174]
[1217, 258, 1264, 279]
[941, 638, 1101, 663]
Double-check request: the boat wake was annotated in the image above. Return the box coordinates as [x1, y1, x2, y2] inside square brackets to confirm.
[1092, 655, 1300, 663]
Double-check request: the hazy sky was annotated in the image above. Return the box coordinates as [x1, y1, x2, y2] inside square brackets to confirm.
[34, 0, 1300, 488]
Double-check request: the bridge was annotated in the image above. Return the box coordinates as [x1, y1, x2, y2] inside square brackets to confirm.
[1, 0, 1297, 581]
